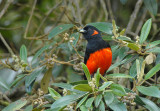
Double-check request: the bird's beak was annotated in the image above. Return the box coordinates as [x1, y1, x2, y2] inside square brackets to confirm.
[79, 29, 87, 33]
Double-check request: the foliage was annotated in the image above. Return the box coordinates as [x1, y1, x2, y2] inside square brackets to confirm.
[0, 0, 160, 111]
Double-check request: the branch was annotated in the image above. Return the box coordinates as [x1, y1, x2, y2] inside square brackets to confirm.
[100, 0, 108, 21]
[125, 0, 143, 35]
[34, 2, 62, 36]
[24, 0, 37, 39]
[0, 33, 14, 55]
[0, 0, 14, 19]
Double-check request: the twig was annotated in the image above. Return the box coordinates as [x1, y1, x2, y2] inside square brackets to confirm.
[100, 0, 108, 21]
[71, 44, 83, 59]
[34, 2, 62, 36]
[24, 0, 37, 39]
[0, 33, 14, 55]
[135, 9, 147, 35]
[107, 0, 114, 20]
[0, 26, 23, 30]
[74, 0, 82, 26]
[0, 0, 14, 19]
[125, 0, 143, 35]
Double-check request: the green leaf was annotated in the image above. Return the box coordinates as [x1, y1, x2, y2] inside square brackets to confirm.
[0, 77, 10, 91]
[99, 81, 113, 91]
[24, 105, 33, 111]
[99, 101, 105, 111]
[85, 97, 94, 108]
[73, 84, 92, 92]
[2, 99, 27, 111]
[40, 68, 52, 93]
[120, 0, 127, 5]
[32, 42, 56, 62]
[20, 45, 27, 64]
[144, 0, 158, 16]
[70, 80, 88, 85]
[107, 55, 136, 72]
[81, 63, 91, 81]
[146, 40, 160, 49]
[94, 68, 100, 87]
[140, 97, 160, 111]
[25, 67, 45, 88]
[110, 84, 126, 96]
[117, 36, 133, 42]
[52, 83, 72, 90]
[118, 47, 128, 61]
[80, 105, 88, 111]
[108, 98, 127, 111]
[137, 86, 160, 98]
[48, 24, 74, 39]
[48, 87, 61, 100]
[104, 92, 114, 105]
[94, 94, 102, 108]
[10, 75, 26, 88]
[139, 18, 152, 44]
[51, 93, 85, 109]
[146, 47, 160, 53]
[76, 95, 88, 109]
[103, 35, 112, 41]
[129, 61, 137, 78]
[127, 43, 140, 51]
[88, 22, 113, 35]
[106, 74, 134, 79]
[145, 63, 160, 80]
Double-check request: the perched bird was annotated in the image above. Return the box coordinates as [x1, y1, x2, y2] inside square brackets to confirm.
[79, 25, 112, 77]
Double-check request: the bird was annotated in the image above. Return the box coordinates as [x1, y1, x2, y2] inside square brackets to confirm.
[79, 25, 112, 77]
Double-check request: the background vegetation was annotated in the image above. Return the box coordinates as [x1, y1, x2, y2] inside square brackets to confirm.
[0, 0, 160, 111]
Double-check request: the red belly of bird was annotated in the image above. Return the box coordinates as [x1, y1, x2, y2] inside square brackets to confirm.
[86, 48, 112, 75]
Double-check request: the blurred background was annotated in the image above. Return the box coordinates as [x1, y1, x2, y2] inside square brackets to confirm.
[0, 0, 160, 107]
